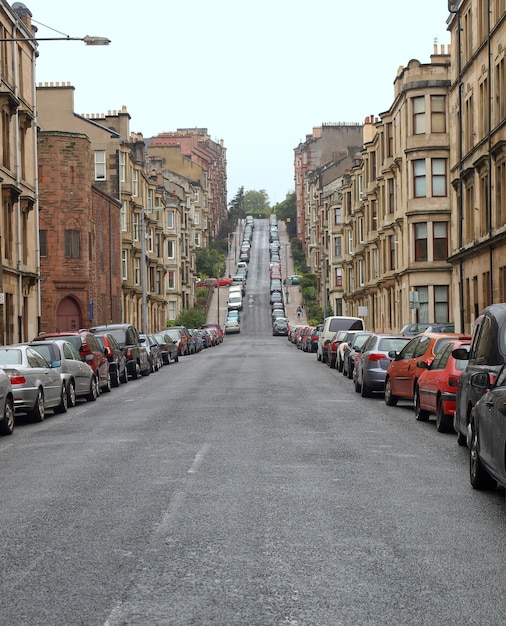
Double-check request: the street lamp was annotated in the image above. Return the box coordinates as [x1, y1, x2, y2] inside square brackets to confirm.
[0, 6, 110, 341]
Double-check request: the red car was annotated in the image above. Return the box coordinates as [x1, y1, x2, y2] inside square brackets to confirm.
[385, 332, 470, 408]
[415, 338, 471, 432]
[218, 276, 233, 286]
[325, 330, 349, 368]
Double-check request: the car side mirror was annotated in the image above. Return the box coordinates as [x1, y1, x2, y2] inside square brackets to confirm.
[51, 360, 61, 368]
[85, 354, 94, 362]
[452, 348, 469, 360]
[388, 350, 399, 359]
[417, 361, 429, 369]
[470, 371, 491, 390]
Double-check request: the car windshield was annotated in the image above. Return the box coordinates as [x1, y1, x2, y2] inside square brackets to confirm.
[0, 349, 22, 365]
[106, 330, 127, 345]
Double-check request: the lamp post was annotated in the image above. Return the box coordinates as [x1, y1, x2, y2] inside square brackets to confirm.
[0, 13, 110, 341]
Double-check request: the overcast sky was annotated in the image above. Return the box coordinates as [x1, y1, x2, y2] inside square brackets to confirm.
[27, 0, 451, 206]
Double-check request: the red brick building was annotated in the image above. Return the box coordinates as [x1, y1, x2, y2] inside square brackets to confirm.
[37, 131, 121, 333]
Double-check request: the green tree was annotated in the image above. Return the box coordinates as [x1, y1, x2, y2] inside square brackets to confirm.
[272, 192, 296, 237]
[196, 247, 224, 277]
[228, 186, 245, 221]
[173, 308, 207, 329]
[243, 189, 270, 216]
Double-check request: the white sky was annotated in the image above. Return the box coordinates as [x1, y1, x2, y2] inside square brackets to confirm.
[27, 0, 451, 206]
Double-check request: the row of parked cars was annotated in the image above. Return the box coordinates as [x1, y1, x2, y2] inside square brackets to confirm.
[0, 322, 225, 436]
[289, 307, 506, 494]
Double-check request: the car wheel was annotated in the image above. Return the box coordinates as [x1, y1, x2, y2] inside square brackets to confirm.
[86, 376, 99, 402]
[112, 365, 121, 388]
[0, 397, 14, 435]
[384, 378, 398, 406]
[101, 372, 112, 392]
[354, 379, 361, 393]
[174, 354, 179, 363]
[141, 364, 150, 376]
[66, 379, 77, 408]
[414, 388, 430, 421]
[457, 430, 467, 446]
[29, 388, 45, 422]
[337, 359, 343, 372]
[317, 352, 322, 362]
[361, 381, 372, 398]
[120, 367, 128, 384]
[131, 363, 140, 380]
[470, 420, 496, 490]
[54, 384, 68, 414]
[436, 399, 453, 433]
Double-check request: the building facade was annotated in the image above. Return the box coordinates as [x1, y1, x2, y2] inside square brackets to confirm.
[447, 0, 506, 332]
[0, 2, 38, 343]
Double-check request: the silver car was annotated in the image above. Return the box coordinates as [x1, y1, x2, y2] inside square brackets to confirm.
[0, 345, 66, 421]
[0, 368, 14, 436]
[28, 340, 98, 406]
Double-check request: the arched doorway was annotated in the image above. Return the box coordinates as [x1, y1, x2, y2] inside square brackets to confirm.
[56, 297, 81, 332]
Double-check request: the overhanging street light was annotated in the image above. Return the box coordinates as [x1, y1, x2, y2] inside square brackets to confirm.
[0, 35, 110, 44]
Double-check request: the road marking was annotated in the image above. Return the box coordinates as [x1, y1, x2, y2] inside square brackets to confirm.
[188, 442, 210, 474]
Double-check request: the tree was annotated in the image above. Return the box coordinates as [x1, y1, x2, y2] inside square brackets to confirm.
[243, 189, 270, 216]
[272, 192, 296, 237]
[196, 247, 225, 277]
[228, 186, 245, 222]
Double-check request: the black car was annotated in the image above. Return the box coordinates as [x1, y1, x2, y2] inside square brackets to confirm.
[139, 333, 163, 372]
[452, 303, 506, 446]
[468, 365, 506, 490]
[90, 323, 150, 379]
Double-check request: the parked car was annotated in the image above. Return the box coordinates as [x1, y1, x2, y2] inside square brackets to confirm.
[139, 333, 163, 372]
[272, 318, 288, 336]
[384, 332, 468, 407]
[0, 344, 67, 421]
[452, 303, 506, 447]
[33, 330, 111, 392]
[188, 328, 204, 353]
[218, 276, 233, 286]
[89, 323, 149, 380]
[317, 316, 365, 362]
[354, 334, 412, 397]
[287, 275, 301, 285]
[399, 322, 434, 336]
[93, 333, 128, 387]
[342, 332, 373, 379]
[28, 339, 100, 405]
[0, 368, 14, 436]
[467, 365, 506, 490]
[225, 318, 241, 334]
[153, 332, 179, 364]
[414, 338, 470, 432]
[326, 330, 350, 368]
[307, 327, 320, 353]
[164, 327, 188, 356]
[169, 325, 194, 355]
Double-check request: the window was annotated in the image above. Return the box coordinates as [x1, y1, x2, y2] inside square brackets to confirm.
[132, 169, 138, 197]
[147, 189, 153, 210]
[64, 230, 80, 258]
[155, 234, 160, 257]
[146, 228, 153, 253]
[156, 271, 161, 294]
[168, 271, 175, 289]
[335, 268, 342, 287]
[334, 208, 341, 225]
[431, 95, 446, 133]
[389, 235, 396, 270]
[168, 301, 176, 320]
[417, 286, 429, 323]
[194, 210, 200, 225]
[121, 250, 127, 280]
[133, 213, 139, 241]
[433, 222, 448, 260]
[167, 240, 175, 259]
[434, 285, 449, 323]
[414, 223, 428, 261]
[134, 257, 140, 285]
[372, 248, 379, 279]
[119, 151, 126, 182]
[120, 201, 127, 231]
[195, 232, 201, 247]
[194, 189, 199, 202]
[359, 259, 365, 286]
[39, 230, 47, 257]
[94, 150, 106, 180]
[371, 200, 377, 231]
[413, 159, 426, 197]
[167, 210, 174, 229]
[413, 96, 426, 134]
[357, 174, 363, 200]
[358, 217, 364, 243]
[334, 236, 342, 258]
[149, 267, 155, 292]
[348, 230, 353, 254]
[387, 178, 395, 214]
[432, 159, 447, 197]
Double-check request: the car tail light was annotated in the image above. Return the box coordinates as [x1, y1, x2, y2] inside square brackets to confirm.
[490, 374, 497, 386]
[9, 370, 26, 385]
[368, 352, 385, 361]
[448, 374, 460, 387]
[125, 348, 132, 360]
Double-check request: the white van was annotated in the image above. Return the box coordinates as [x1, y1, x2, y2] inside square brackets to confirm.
[227, 292, 243, 311]
[317, 316, 365, 362]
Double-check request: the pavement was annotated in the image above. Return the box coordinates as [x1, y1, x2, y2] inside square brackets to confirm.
[206, 219, 306, 327]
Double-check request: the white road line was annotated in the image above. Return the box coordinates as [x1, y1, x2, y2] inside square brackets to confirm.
[187, 442, 210, 474]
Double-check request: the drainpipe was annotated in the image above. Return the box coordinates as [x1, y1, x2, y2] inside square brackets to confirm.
[487, 0, 493, 302]
[448, 1, 465, 331]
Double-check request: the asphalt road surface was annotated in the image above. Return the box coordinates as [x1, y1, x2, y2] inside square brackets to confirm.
[1, 219, 506, 625]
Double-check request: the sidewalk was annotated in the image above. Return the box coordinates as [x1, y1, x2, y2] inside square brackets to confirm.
[206, 218, 306, 326]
